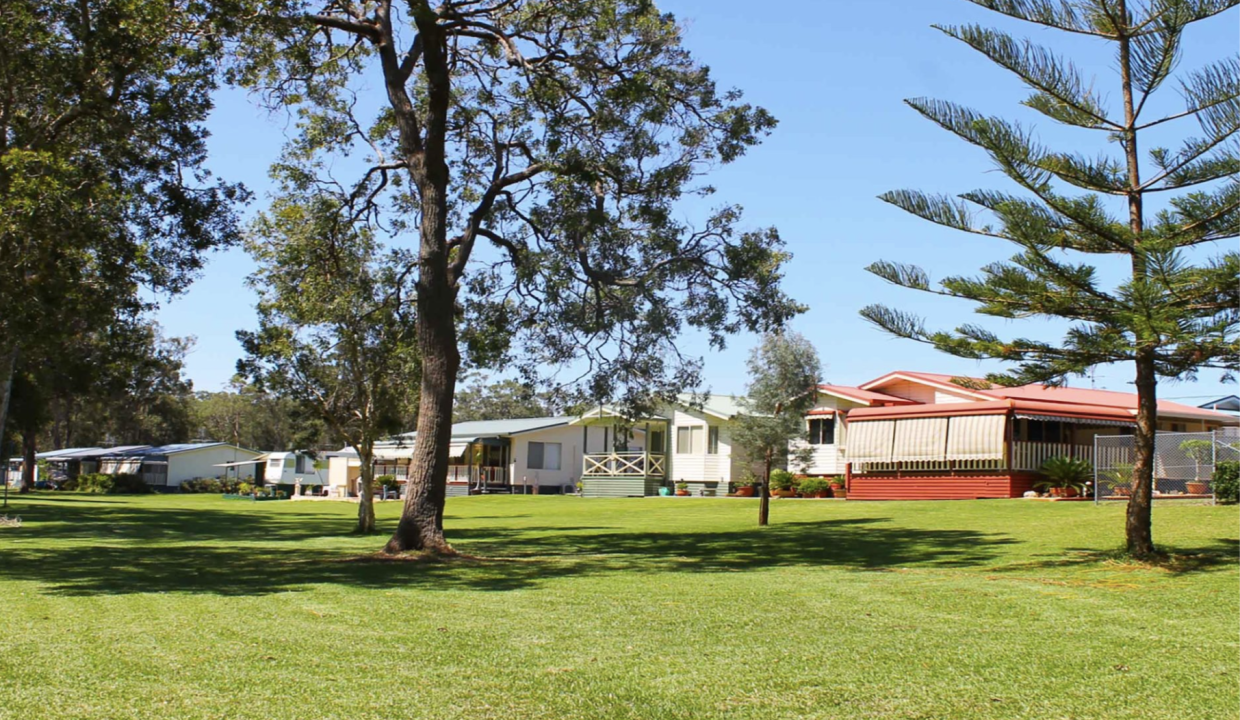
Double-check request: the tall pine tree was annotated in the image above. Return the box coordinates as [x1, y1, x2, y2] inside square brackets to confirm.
[861, 0, 1238, 557]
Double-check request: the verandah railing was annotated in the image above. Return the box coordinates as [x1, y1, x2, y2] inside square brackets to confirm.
[853, 441, 1095, 475]
[582, 452, 667, 478]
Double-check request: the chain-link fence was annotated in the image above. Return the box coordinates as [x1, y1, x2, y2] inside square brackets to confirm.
[1094, 428, 1240, 503]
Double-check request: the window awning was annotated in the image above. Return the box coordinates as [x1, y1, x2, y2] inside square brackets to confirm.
[892, 417, 948, 461]
[374, 446, 415, 460]
[946, 414, 1006, 460]
[1014, 413, 1135, 428]
[848, 420, 895, 462]
[447, 441, 470, 458]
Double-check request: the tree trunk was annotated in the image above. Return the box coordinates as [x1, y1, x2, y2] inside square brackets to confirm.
[384, 293, 457, 553]
[1117, 7, 1155, 557]
[20, 430, 35, 493]
[758, 449, 771, 526]
[356, 442, 377, 534]
[0, 345, 17, 492]
[1127, 348, 1157, 557]
[383, 14, 457, 555]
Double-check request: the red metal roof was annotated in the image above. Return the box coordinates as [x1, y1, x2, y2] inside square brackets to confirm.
[816, 384, 915, 406]
[976, 385, 1234, 422]
[858, 371, 995, 400]
[854, 370, 1237, 424]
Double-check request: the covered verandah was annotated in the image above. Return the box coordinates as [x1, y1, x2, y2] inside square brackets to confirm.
[846, 400, 1132, 500]
[572, 407, 671, 497]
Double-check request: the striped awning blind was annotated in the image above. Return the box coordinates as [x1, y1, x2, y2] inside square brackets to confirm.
[945, 414, 1006, 460]
[1013, 413, 1134, 428]
[847, 420, 895, 462]
[892, 417, 948, 461]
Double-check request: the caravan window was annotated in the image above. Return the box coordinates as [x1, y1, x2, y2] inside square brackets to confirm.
[295, 455, 306, 474]
[284, 457, 295, 469]
[707, 426, 720, 454]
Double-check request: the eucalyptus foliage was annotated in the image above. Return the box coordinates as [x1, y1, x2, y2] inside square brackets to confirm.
[239, 179, 419, 534]
[234, 1, 802, 552]
[862, 0, 1238, 556]
[0, 0, 248, 461]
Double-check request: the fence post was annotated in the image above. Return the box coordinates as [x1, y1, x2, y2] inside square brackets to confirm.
[1093, 435, 1100, 506]
[1212, 429, 1217, 506]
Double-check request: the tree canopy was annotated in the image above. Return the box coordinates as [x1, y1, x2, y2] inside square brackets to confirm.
[235, 0, 804, 552]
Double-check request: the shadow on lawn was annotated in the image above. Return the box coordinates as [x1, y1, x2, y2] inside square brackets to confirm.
[987, 538, 1239, 577]
[0, 498, 1033, 597]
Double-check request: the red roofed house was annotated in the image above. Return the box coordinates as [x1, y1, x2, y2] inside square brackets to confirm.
[795, 371, 1238, 500]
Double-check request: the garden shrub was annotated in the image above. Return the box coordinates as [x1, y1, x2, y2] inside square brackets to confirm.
[797, 478, 830, 496]
[182, 478, 223, 494]
[1213, 461, 1239, 505]
[376, 474, 399, 490]
[237, 482, 253, 495]
[73, 473, 150, 495]
[769, 469, 795, 491]
[110, 474, 150, 494]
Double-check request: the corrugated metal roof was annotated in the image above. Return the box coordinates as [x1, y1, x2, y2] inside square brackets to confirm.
[101, 442, 259, 457]
[677, 393, 747, 419]
[390, 416, 574, 443]
[36, 447, 105, 460]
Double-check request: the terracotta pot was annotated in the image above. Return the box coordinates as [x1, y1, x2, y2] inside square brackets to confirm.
[812, 490, 830, 499]
[832, 489, 847, 499]
[1061, 486, 1079, 498]
[1187, 481, 1209, 495]
[771, 489, 797, 498]
[675, 489, 690, 496]
[1115, 486, 1132, 497]
[735, 486, 755, 497]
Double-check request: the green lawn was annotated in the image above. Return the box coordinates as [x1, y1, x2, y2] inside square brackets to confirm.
[0, 493, 1235, 720]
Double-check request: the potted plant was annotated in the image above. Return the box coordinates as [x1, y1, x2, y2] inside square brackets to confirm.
[769, 469, 797, 498]
[1099, 463, 1134, 497]
[828, 477, 846, 498]
[731, 475, 757, 497]
[675, 481, 690, 497]
[1035, 456, 1092, 498]
[1180, 439, 1213, 495]
[798, 478, 830, 498]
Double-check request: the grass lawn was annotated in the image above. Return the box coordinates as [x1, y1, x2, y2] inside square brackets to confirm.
[0, 493, 1235, 720]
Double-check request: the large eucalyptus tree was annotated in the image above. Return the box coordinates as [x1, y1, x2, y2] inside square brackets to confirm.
[0, 1, 248, 463]
[862, 0, 1238, 556]
[237, 1, 803, 553]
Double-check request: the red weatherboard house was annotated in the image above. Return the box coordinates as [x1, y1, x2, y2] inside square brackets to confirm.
[795, 371, 1238, 500]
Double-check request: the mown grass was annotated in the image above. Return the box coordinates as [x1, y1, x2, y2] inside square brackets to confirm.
[0, 493, 1235, 719]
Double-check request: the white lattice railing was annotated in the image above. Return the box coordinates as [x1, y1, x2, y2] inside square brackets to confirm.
[582, 452, 666, 478]
[1012, 442, 1093, 472]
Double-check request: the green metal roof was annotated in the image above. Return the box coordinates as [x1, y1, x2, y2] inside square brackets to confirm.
[390, 416, 573, 443]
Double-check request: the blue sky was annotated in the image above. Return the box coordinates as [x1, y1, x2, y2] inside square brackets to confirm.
[162, 0, 1238, 404]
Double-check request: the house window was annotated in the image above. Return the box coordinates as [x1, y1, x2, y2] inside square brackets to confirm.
[808, 418, 835, 445]
[707, 426, 720, 454]
[528, 442, 561, 471]
[676, 426, 704, 454]
[649, 429, 666, 453]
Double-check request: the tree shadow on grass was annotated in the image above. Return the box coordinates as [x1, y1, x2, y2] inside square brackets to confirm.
[984, 538, 1238, 578]
[0, 500, 1026, 597]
